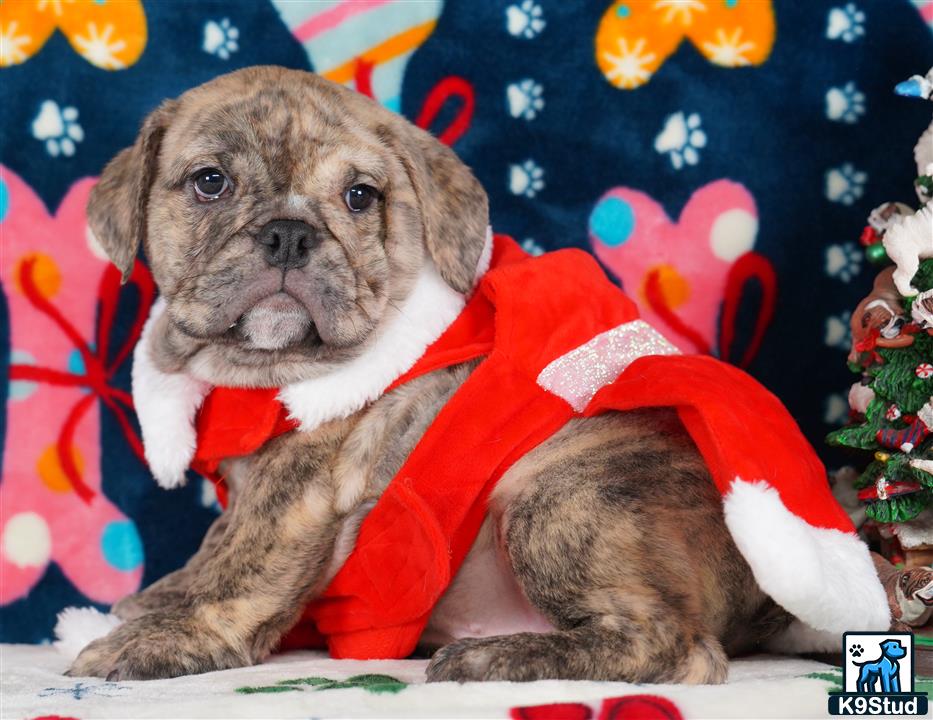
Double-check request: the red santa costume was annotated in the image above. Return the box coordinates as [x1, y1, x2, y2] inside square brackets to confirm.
[126, 233, 889, 659]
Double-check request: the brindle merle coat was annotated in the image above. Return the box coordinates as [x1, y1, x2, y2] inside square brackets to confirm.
[69, 66, 788, 683]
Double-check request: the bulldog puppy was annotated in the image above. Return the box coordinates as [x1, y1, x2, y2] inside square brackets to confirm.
[69, 67, 786, 683]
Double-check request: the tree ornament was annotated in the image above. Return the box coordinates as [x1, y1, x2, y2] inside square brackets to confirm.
[861, 225, 880, 247]
[876, 415, 930, 453]
[866, 243, 889, 265]
[911, 288, 933, 328]
[895, 68, 933, 100]
[886, 404, 902, 421]
[882, 204, 933, 297]
[916, 363, 933, 379]
[857, 477, 926, 524]
[916, 175, 933, 205]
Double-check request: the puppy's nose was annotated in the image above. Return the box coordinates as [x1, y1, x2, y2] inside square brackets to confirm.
[256, 219, 317, 270]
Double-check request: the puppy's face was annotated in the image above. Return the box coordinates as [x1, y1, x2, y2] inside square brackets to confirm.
[88, 67, 488, 385]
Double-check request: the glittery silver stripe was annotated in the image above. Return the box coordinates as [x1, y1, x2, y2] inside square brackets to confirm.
[537, 320, 680, 412]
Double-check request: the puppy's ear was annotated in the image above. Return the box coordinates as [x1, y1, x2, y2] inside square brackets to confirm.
[87, 101, 176, 282]
[381, 122, 489, 293]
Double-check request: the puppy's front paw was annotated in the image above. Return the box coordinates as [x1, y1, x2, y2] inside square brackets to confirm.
[426, 636, 536, 682]
[67, 611, 248, 680]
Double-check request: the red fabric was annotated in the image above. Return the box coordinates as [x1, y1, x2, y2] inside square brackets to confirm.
[598, 695, 684, 720]
[510, 703, 593, 720]
[191, 387, 298, 499]
[190, 234, 849, 659]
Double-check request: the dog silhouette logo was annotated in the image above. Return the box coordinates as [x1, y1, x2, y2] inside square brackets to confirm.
[829, 632, 928, 715]
[852, 638, 907, 694]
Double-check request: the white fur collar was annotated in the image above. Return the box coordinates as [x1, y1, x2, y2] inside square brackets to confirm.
[133, 229, 493, 489]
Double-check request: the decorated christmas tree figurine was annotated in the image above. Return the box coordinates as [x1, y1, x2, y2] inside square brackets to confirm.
[829, 67, 933, 566]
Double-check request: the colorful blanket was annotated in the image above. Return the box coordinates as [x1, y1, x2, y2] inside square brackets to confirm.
[0, 646, 898, 720]
[1, 0, 933, 644]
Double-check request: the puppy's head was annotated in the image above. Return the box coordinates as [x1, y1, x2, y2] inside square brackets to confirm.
[88, 66, 488, 384]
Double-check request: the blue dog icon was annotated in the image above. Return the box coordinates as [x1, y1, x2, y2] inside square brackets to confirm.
[854, 639, 907, 693]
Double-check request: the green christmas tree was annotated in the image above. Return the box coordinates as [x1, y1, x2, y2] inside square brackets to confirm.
[828, 261, 933, 524]
[828, 67, 933, 527]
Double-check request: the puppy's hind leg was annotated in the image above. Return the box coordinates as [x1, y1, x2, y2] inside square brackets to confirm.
[428, 412, 759, 684]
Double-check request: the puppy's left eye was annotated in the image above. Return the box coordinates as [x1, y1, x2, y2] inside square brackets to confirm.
[193, 168, 230, 200]
[345, 184, 378, 212]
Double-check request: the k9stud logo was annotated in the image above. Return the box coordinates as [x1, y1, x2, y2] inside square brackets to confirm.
[829, 632, 928, 715]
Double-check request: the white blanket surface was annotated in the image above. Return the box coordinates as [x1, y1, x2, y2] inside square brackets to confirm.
[1, 644, 847, 719]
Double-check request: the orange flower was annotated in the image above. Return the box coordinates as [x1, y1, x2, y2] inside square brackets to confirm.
[0, 0, 146, 70]
[596, 0, 775, 89]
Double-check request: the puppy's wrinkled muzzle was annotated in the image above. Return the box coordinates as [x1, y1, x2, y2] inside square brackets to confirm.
[240, 292, 314, 350]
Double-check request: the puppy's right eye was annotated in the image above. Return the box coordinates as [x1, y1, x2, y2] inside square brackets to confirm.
[193, 168, 230, 200]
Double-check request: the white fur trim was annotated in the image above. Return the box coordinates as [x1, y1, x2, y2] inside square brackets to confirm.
[536, 320, 679, 412]
[133, 298, 211, 488]
[280, 228, 492, 430]
[724, 479, 889, 647]
[280, 260, 468, 431]
[474, 226, 494, 283]
[53, 607, 122, 660]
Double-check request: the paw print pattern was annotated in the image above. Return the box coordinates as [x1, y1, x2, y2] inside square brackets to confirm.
[521, 238, 545, 256]
[824, 392, 850, 425]
[507, 79, 544, 120]
[826, 4, 866, 42]
[509, 159, 545, 198]
[825, 82, 866, 124]
[31, 100, 83, 158]
[506, 0, 545, 39]
[825, 311, 852, 350]
[200, 478, 221, 513]
[825, 242, 863, 282]
[825, 163, 868, 206]
[654, 112, 707, 169]
[203, 18, 239, 60]
[850, 643, 864, 658]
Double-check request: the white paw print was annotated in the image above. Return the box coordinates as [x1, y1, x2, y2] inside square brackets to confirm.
[31, 100, 83, 158]
[825, 82, 866, 124]
[521, 238, 545, 256]
[203, 18, 239, 60]
[507, 79, 544, 120]
[506, 0, 545, 39]
[654, 112, 707, 170]
[509, 159, 545, 198]
[824, 392, 850, 425]
[200, 478, 221, 513]
[825, 242, 863, 282]
[824, 311, 852, 349]
[826, 3, 865, 43]
[825, 163, 868, 205]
